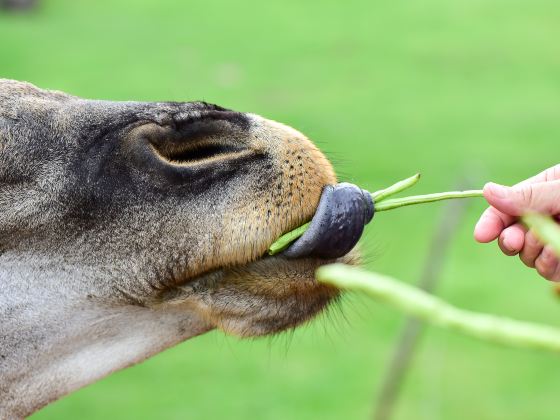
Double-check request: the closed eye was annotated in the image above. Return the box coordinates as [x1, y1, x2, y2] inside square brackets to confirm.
[151, 140, 249, 165]
[166, 142, 242, 163]
[143, 111, 253, 167]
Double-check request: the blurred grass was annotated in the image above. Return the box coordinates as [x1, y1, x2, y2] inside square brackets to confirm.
[2, 0, 560, 418]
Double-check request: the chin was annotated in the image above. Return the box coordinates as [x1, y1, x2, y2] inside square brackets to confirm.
[179, 248, 361, 337]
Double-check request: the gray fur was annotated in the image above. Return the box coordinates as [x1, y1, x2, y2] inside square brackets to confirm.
[0, 79, 357, 417]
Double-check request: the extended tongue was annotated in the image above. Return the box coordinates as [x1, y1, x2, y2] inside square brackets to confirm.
[283, 183, 374, 259]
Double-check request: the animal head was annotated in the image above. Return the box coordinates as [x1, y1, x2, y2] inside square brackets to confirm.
[0, 79, 358, 416]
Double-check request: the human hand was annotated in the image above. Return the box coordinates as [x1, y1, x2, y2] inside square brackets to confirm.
[474, 165, 560, 281]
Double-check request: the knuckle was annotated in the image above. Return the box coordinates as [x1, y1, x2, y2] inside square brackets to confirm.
[521, 186, 534, 207]
[525, 231, 541, 248]
[536, 260, 549, 277]
[542, 246, 558, 262]
[549, 164, 560, 181]
[519, 252, 536, 268]
[535, 253, 557, 278]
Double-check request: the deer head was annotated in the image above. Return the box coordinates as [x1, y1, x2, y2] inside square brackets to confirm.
[0, 79, 358, 417]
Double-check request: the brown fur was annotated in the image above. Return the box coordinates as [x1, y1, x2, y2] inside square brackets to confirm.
[0, 79, 359, 416]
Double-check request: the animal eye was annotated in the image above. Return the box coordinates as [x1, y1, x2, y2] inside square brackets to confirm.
[134, 112, 253, 169]
[152, 140, 244, 165]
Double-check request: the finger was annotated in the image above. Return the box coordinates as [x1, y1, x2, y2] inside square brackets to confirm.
[498, 223, 526, 255]
[519, 230, 544, 268]
[535, 246, 560, 281]
[519, 164, 560, 185]
[483, 180, 560, 216]
[473, 164, 560, 243]
[550, 262, 560, 282]
[474, 204, 517, 243]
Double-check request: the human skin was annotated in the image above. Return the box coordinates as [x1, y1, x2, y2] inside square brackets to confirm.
[474, 165, 560, 281]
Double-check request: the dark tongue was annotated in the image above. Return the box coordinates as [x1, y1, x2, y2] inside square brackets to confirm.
[283, 183, 374, 259]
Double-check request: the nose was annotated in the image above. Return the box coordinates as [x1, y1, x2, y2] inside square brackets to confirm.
[283, 183, 374, 259]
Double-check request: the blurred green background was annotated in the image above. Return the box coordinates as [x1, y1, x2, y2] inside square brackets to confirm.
[2, 0, 560, 418]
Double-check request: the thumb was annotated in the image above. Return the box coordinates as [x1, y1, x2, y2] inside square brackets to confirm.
[484, 180, 560, 217]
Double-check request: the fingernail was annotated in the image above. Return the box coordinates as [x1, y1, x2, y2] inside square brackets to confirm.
[487, 182, 508, 198]
[502, 238, 515, 252]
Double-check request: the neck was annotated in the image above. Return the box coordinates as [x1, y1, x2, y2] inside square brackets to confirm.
[0, 255, 212, 418]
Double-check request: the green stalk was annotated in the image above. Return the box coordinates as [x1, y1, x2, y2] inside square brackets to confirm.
[375, 190, 484, 212]
[268, 222, 311, 255]
[522, 214, 560, 257]
[269, 174, 422, 255]
[267, 174, 484, 255]
[371, 173, 421, 202]
[317, 264, 560, 353]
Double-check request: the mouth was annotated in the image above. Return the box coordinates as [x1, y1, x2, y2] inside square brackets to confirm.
[170, 182, 370, 338]
[151, 114, 372, 337]
[281, 182, 374, 259]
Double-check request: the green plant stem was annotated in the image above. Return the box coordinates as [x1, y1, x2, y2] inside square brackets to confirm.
[317, 264, 560, 353]
[269, 175, 423, 255]
[522, 214, 560, 257]
[371, 173, 421, 202]
[375, 190, 484, 212]
[268, 222, 311, 255]
[267, 175, 483, 255]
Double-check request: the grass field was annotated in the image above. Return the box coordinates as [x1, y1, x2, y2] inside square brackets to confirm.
[2, 0, 560, 418]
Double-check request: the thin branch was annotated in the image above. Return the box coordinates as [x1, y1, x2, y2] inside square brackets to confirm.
[316, 264, 560, 353]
